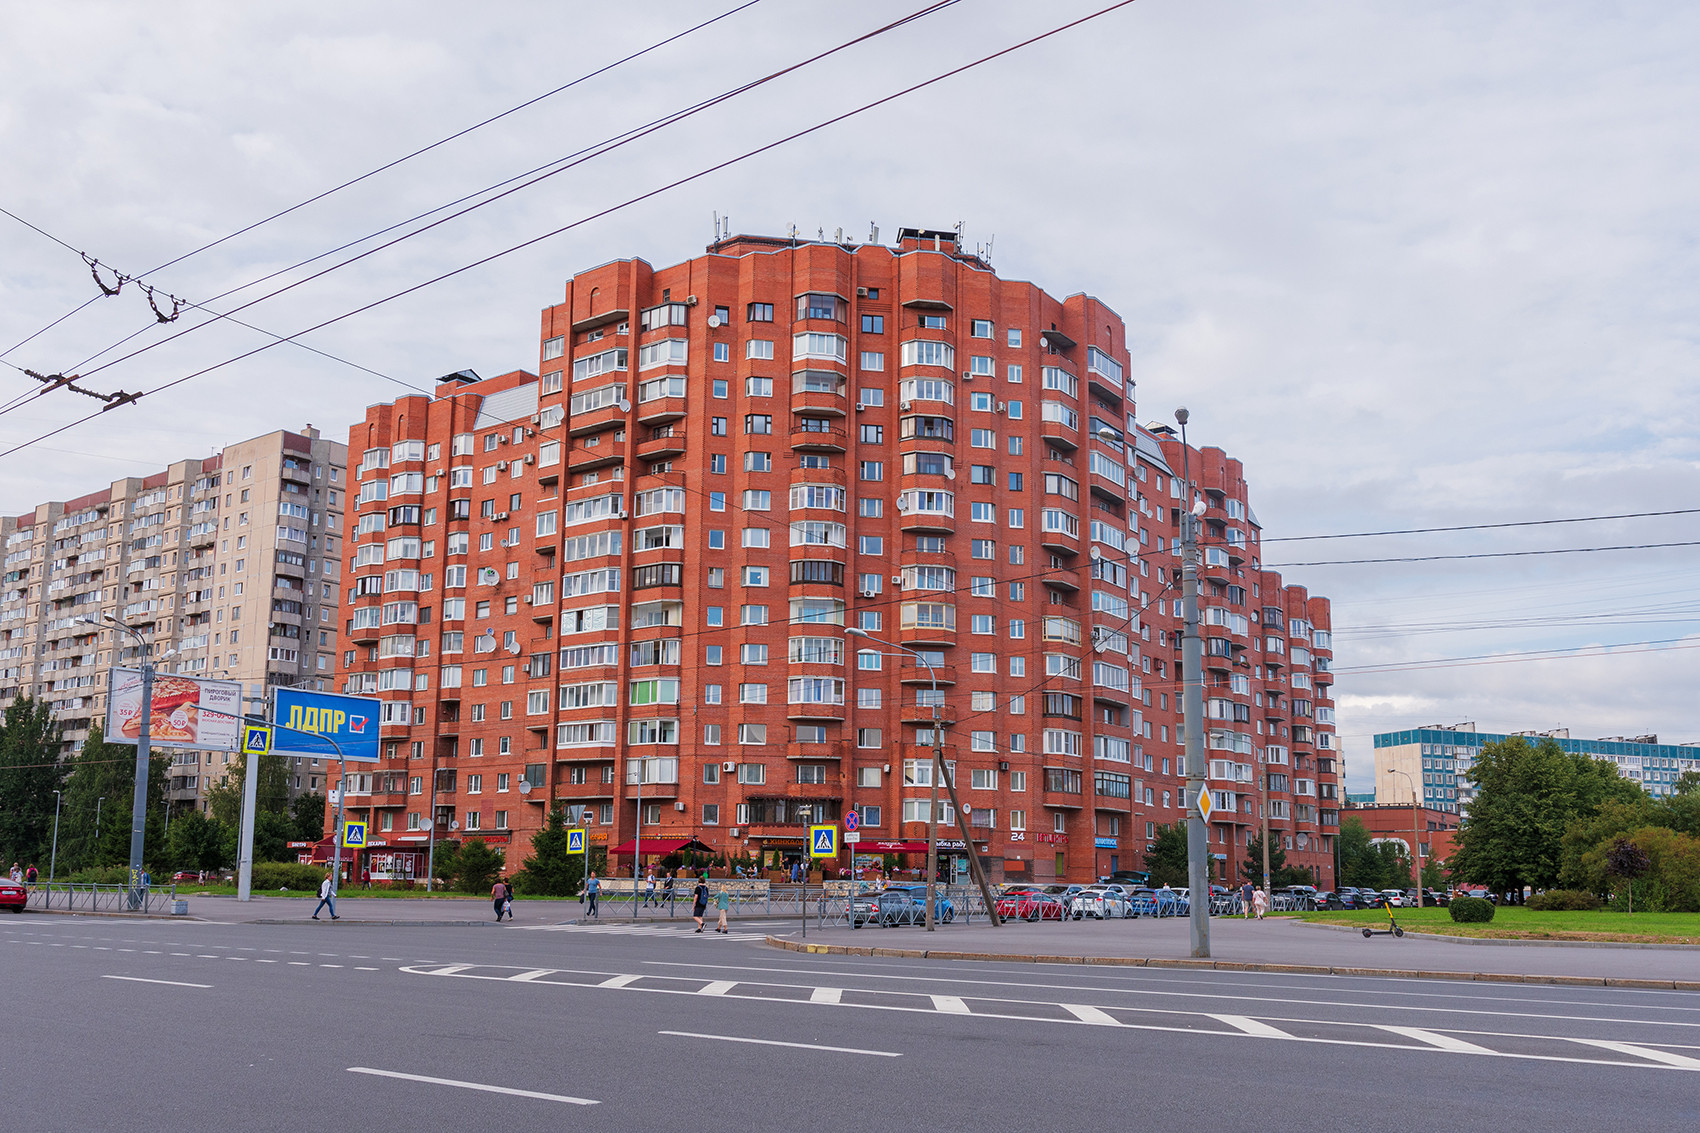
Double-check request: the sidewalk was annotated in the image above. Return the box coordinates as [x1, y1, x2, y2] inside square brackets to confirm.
[769, 915, 1700, 989]
[158, 893, 750, 926]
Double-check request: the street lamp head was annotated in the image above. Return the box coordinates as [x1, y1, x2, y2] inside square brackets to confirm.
[843, 627, 868, 638]
[1174, 406, 1189, 426]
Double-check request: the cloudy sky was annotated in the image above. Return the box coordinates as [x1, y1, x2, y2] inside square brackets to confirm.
[3, 1, 1697, 787]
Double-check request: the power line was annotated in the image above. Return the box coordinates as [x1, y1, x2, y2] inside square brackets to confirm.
[70, 1, 967, 385]
[0, 0, 767, 369]
[0, 0, 1136, 461]
[1263, 507, 1700, 542]
[1333, 636, 1700, 676]
[1265, 540, 1700, 568]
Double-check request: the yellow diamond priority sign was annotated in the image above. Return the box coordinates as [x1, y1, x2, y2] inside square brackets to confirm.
[1195, 786, 1213, 823]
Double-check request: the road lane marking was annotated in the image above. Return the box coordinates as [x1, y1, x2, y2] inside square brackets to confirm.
[288, 962, 310, 966]
[507, 970, 556, 982]
[321, 964, 343, 968]
[356, 967, 380, 971]
[810, 987, 842, 1004]
[698, 981, 738, 996]
[102, 975, 211, 989]
[931, 995, 971, 1015]
[1209, 1015, 1291, 1038]
[1379, 1026, 1497, 1054]
[659, 1031, 901, 1057]
[400, 963, 1700, 1073]
[255, 959, 278, 963]
[347, 1068, 596, 1105]
[1567, 1039, 1700, 1070]
[1063, 1004, 1120, 1026]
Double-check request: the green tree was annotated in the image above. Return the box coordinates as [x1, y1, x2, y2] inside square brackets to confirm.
[0, 697, 69, 870]
[1336, 816, 1386, 889]
[1142, 823, 1189, 888]
[1241, 832, 1312, 888]
[517, 802, 583, 896]
[1559, 797, 1652, 891]
[1448, 736, 1643, 894]
[206, 752, 292, 827]
[1675, 770, 1700, 797]
[291, 792, 326, 842]
[167, 809, 229, 872]
[55, 725, 154, 873]
[455, 837, 504, 893]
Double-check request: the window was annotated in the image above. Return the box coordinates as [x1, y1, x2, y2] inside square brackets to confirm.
[859, 424, 883, 444]
[899, 340, 955, 369]
[745, 414, 772, 435]
[713, 343, 730, 364]
[970, 428, 996, 448]
[861, 314, 884, 333]
[859, 461, 883, 481]
[747, 302, 774, 322]
[860, 351, 885, 371]
[744, 451, 772, 472]
[971, 319, 993, 338]
[746, 340, 774, 360]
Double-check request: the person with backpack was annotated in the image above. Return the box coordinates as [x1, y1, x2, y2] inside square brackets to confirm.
[311, 873, 339, 920]
[692, 876, 709, 933]
[491, 876, 510, 922]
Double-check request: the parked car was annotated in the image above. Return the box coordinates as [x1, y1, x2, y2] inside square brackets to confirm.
[1357, 890, 1388, 909]
[0, 877, 25, 913]
[1071, 885, 1135, 919]
[882, 885, 955, 924]
[1105, 870, 1151, 888]
[995, 890, 1067, 921]
[1420, 889, 1450, 907]
[1278, 885, 1320, 910]
[1379, 889, 1409, 907]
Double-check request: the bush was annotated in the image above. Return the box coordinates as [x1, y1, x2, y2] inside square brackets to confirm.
[1449, 895, 1496, 923]
[1526, 889, 1601, 911]
[251, 862, 326, 892]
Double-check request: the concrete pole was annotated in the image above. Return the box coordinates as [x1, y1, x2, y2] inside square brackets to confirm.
[1176, 408, 1211, 959]
[128, 636, 155, 911]
[236, 696, 264, 902]
[49, 790, 61, 884]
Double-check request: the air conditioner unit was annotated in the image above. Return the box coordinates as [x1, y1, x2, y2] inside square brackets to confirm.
[685, 295, 699, 306]
[900, 400, 912, 411]
[673, 800, 687, 812]
[522, 595, 533, 604]
[728, 827, 740, 838]
[496, 511, 509, 520]
[499, 435, 510, 445]
[722, 761, 737, 772]
[859, 588, 878, 598]
[856, 287, 868, 298]
[523, 453, 535, 465]
[995, 400, 1007, 414]
[962, 371, 973, 381]
[854, 404, 866, 413]
[530, 414, 542, 426]
[891, 573, 904, 585]
[496, 460, 508, 471]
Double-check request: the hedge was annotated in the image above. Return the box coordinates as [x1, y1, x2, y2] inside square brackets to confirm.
[251, 862, 327, 892]
[1449, 895, 1496, 923]
[1526, 889, 1601, 911]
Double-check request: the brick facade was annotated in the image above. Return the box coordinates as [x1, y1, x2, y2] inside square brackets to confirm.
[331, 230, 1338, 885]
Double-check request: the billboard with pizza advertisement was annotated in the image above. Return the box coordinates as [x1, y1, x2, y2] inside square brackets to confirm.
[104, 668, 243, 751]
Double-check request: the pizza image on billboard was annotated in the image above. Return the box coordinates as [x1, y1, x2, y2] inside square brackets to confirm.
[105, 668, 242, 751]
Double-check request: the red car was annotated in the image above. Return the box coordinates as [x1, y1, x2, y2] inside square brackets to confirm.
[0, 878, 26, 913]
[995, 890, 1066, 922]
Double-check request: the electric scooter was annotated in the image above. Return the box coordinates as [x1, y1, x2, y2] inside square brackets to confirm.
[1362, 902, 1404, 938]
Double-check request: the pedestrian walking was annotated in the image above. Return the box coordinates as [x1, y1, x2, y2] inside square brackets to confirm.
[504, 874, 517, 920]
[1240, 880, 1254, 919]
[8, 863, 20, 884]
[492, 877, 509, 921]
[662, 870, 676, 909]
[715, 884, 731, 933]
[1253, 887, 1268, 920]
[692, 877, 709, 932]
[25, 864, 38, 888]
[585, 871, 600, 917]
[361, 867, 372, 890]
[642, 869, 657, 908]
[311, 873, 339, 920]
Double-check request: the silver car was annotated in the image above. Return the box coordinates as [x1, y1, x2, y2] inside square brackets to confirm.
[1070, 884, 1136, 919]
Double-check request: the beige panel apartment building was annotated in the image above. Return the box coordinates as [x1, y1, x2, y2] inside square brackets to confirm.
[0, 425, 347, 813]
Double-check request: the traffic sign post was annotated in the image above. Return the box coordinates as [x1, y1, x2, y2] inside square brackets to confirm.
[844, 810, 860, 832]
[566, 829, 586, 855]
[341, 820, 368, 850]
[241, 724, 272, 756]
[843, 832, 861, 844]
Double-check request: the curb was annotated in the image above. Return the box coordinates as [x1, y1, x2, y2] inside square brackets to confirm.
[24, 908, 190, 921]
[762, 937, 1700, 991]
[247, 919, 496, 927]
[1302, 920, 1700, 951]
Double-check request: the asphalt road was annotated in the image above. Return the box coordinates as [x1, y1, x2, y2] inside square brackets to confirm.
[5, 913, 1699, 1132]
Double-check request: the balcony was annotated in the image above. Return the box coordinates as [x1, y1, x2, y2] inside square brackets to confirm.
[568, 438, 626, 471]
[785, 701, 846, 722]
[346, 621, 380, 645]
[900, 702, 956, 726]
[897, 509, 954, 535]
[790, 425, 848, 453]
[569, 404, 629, 437]
[636, 395, 687, 425]
[1038, 525, 1080, 556]
[1039, 568, 1080, 592]
[1040, 419, 1079, 451]
[636, 432, 685, 460]
[785, 743, 842, 761]
[791, 389, 848, 418]
[789, 463, 847, 491]
[899, 662, 956, 686]
[898, 622, 956, 649]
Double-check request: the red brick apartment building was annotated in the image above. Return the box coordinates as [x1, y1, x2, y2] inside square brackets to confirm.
[330, 228, 1338, 885]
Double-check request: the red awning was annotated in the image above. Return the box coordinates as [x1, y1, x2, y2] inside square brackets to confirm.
[608, 836, 715, 857]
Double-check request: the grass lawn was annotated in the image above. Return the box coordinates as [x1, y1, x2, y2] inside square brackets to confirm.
[1291, 906, 1700, 944]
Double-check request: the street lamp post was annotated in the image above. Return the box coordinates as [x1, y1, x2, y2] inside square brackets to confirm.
[88, 613, 155, 910]
[1390, 767, 1424, 907]
[94, 796, 104, 843]
[846, 628, 1002, 929]
[49, 790, 62, 885]
[1175, 407, 1212, 958]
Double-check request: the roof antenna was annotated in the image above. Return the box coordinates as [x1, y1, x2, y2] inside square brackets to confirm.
[869, 222, 880, 244]
[713, 210, 721, 240]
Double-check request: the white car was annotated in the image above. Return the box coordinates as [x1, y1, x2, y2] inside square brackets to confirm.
[1070, 885, 1135, 919]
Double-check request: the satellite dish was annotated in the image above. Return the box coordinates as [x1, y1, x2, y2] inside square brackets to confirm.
[707, 314, 722, 329]
[618, 400, 632, 413]
[1089, 546, 1102, 561]
[449, 820, 460, 831]
[518, 780, 532, 795]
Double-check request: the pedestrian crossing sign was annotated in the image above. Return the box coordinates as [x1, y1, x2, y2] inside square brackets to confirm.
[341, 820, 367, 849]
[566, 829, 586, 855]
[809, 824, 837, 858]
[242, 724, 272, 756]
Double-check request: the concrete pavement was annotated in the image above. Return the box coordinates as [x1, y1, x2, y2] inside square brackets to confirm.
[773, 914, 1700, 987]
